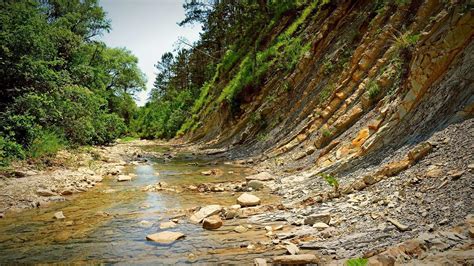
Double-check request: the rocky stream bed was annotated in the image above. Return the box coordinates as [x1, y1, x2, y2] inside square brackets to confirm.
[0, 127, 473, 265]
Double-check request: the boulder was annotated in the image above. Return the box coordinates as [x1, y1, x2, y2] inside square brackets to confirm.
[54, 211, 65, 219]
[202, 215, 223, 230]
[272, 254, 319, 264]
[245, 172, 275, 181]
[247, 180, 264, 190]
[146, 231, 185, 244]
[189, 205, 222, 224]
[237, 193, 261, 207]
[304, 213, 331, 225]
[37, 189, 56, 197]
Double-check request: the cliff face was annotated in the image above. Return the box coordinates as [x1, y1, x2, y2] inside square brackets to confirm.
[184, 1, 473, 177]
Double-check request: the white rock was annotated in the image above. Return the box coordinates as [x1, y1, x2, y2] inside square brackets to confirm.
[54, 211, 65, 219]
[117, 175, 132, 182]
[189, 205, 222, 224]
[237, 193, 261, 207]
[313, 222, 330, 230]
[245, 172, 274, 181]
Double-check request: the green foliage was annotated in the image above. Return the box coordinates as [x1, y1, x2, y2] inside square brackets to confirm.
[391, 30, 420, 51]
[323, 60, 335, 75]
[367, 80, 381, 99]
[0, 136, 25, 167]
[28, 130, 65, 159]
[250, 112, 264, 126]
[140, 0, 330, 139]
[0, 0, 141, 164]
[256, 132, 269, 141]
[320, 173, 339, 192]
[319, 84, 334, 103]
[346, 258, 368, 266]
[134, 90, 194, 139]
[283, 81, 292, 92]
[216, 0, 325, 107]
[320, 128, 332, 138]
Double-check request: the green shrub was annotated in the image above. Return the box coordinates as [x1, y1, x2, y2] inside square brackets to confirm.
[322, 59, 335, 75]
[0, 136, 25, 167]
[391, 30, 420, 51]
[319, 84, 334, 103]
[321, 128, 332, 138]
[367, 80, 381, 99]
[28, 130, 65, 159]
[346, 258, 368, 266]
[93, 113, 126, 145]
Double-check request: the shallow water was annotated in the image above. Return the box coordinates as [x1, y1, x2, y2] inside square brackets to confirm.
[0, 145, 282, 264]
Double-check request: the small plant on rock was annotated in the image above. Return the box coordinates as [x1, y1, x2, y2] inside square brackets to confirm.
[320, 128, 332, 138]
[320, 173, 339, 193]
[367, 80, 381, 100]
[346, 258, 368, 266]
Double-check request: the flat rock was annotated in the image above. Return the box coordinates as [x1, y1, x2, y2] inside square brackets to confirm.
[313, 222, 330, 230]
[237, 193, 261, 207]
[54, 211, 65, 219]
[272, 254, 318, 264]
[159, 221, 177, 229]
[189, 205, 222, 224]
[146, 231, 185, 244]
[117, 175, 132, 182]
[304, 213, 331, 225]
[202, 215, 223, 230]
[37, 189, 56, 197]
[245, 172, 275, 181]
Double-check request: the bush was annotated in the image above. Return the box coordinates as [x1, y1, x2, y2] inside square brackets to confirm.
[367, 80, 381, 100]
[0, 136, 26, 167]
[28, 130, 65, 159]
[93, 113, 126, 145]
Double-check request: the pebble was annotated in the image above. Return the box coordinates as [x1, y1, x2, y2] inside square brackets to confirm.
[54, 211, 65, 220]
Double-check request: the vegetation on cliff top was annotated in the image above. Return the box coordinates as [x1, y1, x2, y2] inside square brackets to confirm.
[133, 0, 329, 139]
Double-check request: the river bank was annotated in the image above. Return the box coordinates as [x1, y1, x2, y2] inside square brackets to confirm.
[0, 126, 472, 264]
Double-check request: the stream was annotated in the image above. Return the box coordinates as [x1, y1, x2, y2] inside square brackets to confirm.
[0, 145, 282, 264]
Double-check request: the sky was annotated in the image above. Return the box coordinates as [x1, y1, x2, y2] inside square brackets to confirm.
[98, 0, 202, 106]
